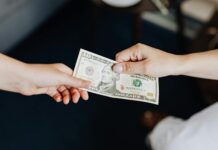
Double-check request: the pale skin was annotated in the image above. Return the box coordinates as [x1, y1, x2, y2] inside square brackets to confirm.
[113, 43, 218, 80]
[1, 43, 218, 105]
[0, 53, 91, 105]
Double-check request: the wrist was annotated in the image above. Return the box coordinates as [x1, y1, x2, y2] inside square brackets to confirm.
[171, 54, 190, 76]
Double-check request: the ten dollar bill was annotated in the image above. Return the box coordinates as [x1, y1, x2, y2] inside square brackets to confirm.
[73, 49, 159, 105]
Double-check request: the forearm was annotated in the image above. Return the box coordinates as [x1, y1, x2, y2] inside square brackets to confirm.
[176, 50, 218, 80]
[0, 53, 27, 92]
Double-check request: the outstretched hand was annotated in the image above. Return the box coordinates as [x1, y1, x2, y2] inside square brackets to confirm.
[0, 53, 91, 105]
[22, 63, 91, 104]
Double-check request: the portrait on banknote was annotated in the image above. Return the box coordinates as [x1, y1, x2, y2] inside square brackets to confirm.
[97, 64, 120, 93]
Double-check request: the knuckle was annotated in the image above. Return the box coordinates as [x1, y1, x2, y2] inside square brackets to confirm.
[142, 62, 148, 74]
[133, 43, 144, 57]
[54, 63, 73, 75]
[115, 53, 122, 61]
[55, 63, 66, 69]
[135, 43, 143, 50]
[124, 63, 133, 73]
[20, 88, 33, 96]
[115, 53, 120, 59]
[132, 50, 138, 60]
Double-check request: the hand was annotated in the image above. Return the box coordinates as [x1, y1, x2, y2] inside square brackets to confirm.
[0, 55, 91, 104]
[22, 63, 91, 104]
[113, 43, 184, 77]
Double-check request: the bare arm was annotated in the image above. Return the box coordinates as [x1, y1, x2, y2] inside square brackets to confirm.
[178, 50, 218, 80]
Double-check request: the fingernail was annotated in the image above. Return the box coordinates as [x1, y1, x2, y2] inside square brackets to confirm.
[113, 64, 123, 73]
[64, 98, 69, 105]
[84, 95, 89, 101]
[56, 97, 62, 103]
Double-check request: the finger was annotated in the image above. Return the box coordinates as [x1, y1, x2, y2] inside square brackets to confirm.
[79, 89, 89, 101]
[46, 87, 62, 102]
[62, 75, 91, 89]
[47, 73, 91, 90]
[71, 89, 80, 104]
[113, 61, 147, 74]
[58, 85, 67, 92]
[116, 44, 144, 62]
[53, 93, 62, 102]
[58, 86, 71, 104]
[62, 89, 71, 105]
[66, 85, 71, 89]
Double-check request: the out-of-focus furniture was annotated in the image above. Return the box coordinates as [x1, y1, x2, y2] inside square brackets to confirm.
[0, 0, 67, 52]
[91, 0, 188, 50]
[90, 0, 161, 47]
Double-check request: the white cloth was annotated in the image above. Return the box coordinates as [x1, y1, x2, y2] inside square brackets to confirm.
[149, 102, 218, 150]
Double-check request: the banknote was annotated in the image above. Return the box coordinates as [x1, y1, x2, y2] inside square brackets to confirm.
[73, 49, 159, 105]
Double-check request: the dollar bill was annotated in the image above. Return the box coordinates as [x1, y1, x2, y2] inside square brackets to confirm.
[73, 49, 159, 105]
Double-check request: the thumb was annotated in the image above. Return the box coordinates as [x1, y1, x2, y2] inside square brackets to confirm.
[113, 61, 147, 74]
[61, 74, 91, 88]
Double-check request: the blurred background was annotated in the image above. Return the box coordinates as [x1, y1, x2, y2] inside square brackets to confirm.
[0, 0, 218, 149]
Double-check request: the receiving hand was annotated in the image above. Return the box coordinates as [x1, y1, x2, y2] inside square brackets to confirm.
[0, 56, 91, 104]
[22, 63, 91, 104]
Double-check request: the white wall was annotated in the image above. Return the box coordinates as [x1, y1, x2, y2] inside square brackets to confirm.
[0, 0, 66, 52]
